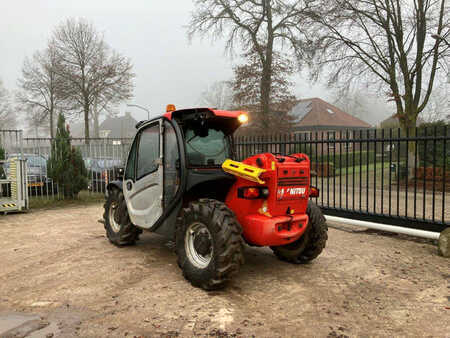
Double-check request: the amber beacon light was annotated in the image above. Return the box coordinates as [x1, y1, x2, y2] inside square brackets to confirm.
[238, 113, 248, 124]
[166, 104, 176, 112]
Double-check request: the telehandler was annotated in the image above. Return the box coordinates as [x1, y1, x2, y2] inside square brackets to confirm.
[104, 106, 327, 290]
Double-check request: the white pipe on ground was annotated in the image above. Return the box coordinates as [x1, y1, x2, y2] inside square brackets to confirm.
[325, 215, 440, 240]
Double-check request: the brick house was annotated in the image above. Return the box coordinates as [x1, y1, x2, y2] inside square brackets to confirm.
[290, 97, 371, 131]
[288, 97, 372, 154]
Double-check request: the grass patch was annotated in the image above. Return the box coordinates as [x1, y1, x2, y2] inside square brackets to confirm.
[336, 162, 390, 175]
[29, 190, 104, 210]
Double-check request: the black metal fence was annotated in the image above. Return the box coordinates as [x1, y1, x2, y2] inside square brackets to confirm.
[17, 137, 132, 198]
[234, 126, 450, 232]
[5, 127, 450, 232]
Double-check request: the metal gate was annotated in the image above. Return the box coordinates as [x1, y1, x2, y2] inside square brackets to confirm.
[0, 130, 28, 212]
[234, 127, 450, 233]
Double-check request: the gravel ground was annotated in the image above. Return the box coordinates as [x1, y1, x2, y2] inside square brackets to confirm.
[0, 204, 449, 337]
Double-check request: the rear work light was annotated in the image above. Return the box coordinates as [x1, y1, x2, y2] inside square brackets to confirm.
[238, 186, 269, 199]
[309, 186, 319, 198]
[238, 113, 248, 124]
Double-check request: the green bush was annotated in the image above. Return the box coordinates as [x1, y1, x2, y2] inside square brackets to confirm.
[47, 113, 88, 198]
[307, 151, 377, 169]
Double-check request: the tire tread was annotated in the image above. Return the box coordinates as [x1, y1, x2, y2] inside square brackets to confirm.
[176, 199, 244, 290]
[103, 188, 141, 246]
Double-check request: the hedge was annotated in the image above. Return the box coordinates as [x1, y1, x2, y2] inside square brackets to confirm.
[306, 151, 378, 169]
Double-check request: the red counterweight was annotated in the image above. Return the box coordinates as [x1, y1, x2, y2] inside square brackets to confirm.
[225, 153, 311, 246]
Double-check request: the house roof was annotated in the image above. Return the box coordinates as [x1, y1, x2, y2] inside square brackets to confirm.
[99, 112, 137, 138]
[290, 97, 371, 129]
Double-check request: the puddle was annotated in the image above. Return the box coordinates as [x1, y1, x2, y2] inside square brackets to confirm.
[0, 312, 41, 333]
[0, 312, 60, 338]
[28, 320, 60, 338]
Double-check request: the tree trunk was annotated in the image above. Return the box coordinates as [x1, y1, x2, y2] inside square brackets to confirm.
[260, 0, 273, 129]
[260, 63, 272, 128]
[93, 99, 99, 138]
[407, 131, 418, 181]
[84, 101, 90, 144]
[400, 114, 418, 181]
[93, 112, 99, 138]
[50, 110, 54, 139]
[260, 43, 273, 129]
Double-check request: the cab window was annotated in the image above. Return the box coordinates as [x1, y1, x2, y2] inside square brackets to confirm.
[125, 139, 137, 180]
[137, 124, 160, 179]
[185, 128, 230, 166]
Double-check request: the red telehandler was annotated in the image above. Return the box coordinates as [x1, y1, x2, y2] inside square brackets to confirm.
[103, 106, 327, 290]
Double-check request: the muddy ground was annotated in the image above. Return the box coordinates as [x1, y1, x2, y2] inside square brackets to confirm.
[0, 205, 448, 337]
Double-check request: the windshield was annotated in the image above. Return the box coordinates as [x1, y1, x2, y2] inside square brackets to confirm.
[185, 128, 231, 166]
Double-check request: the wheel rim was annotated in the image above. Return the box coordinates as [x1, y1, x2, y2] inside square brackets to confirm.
[185, 222, 213, 269]
[109, 202, 121, 233]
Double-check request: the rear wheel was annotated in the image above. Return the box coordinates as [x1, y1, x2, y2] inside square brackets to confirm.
[271, 201, 328, 264]
[103, 188, 141, 246]
[176, 199, 244, 290]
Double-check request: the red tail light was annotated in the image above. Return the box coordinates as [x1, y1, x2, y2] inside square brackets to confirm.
[244, 187, 259, 199]
[309, 186, 319, 198]
[238, 186, 269, 199]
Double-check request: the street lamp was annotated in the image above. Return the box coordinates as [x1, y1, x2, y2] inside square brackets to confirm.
[126, 104, 150, 120]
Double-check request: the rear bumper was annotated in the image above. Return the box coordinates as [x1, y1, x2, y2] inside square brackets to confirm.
[241, 213, 309, 246]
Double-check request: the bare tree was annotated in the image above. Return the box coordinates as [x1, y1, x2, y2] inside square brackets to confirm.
[16, 47, 66, 138]
[421, 81, 450, 122]
[311, 0, 449, 131]
[332, 89, 392, 125]
[198, 81, 234, 109]
[26, 113, 50, 137]
[189, 0, 318, 126]
[91, 95, 120, 137]
[311, 0, 449, 175]
[231, 49, 298, 131]
[51, 18, 135, 142]
[0, 79, 16, 130]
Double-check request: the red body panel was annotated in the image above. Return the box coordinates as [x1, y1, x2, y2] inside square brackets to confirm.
[164, 108, 246, 120]
[240, 214, 309, 246]
[226, 153, 311, 246]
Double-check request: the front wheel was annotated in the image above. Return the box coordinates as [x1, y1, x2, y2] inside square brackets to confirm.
[103, 188, 141, 246]
[176, 199, 244, 290]
[271, 201, 328, 264]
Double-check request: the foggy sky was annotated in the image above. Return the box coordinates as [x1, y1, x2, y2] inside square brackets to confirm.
[1, 0, 334, 123]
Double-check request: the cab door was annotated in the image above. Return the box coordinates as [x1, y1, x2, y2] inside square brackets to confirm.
[123, 120, 163, 229]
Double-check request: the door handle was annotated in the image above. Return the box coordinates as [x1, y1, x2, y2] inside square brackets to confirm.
[126, 181, 133, 191]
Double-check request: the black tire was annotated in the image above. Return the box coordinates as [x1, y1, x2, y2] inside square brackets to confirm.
[103, 188, 141, 246]
[176, 199, 244, 290]
[271, 201, 328, 264]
